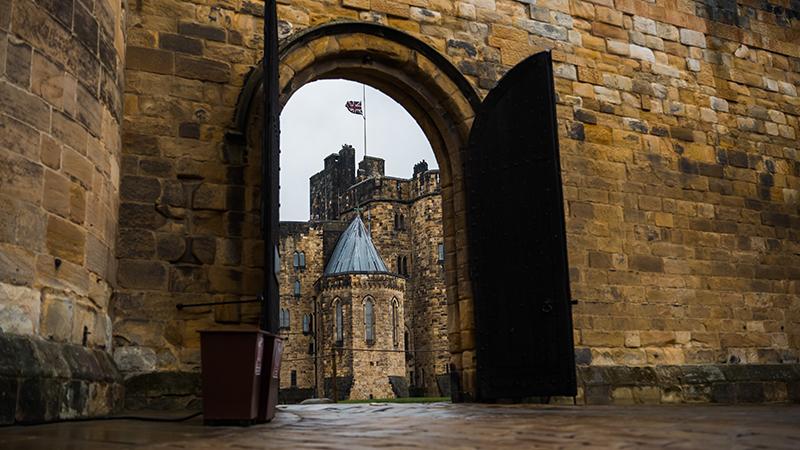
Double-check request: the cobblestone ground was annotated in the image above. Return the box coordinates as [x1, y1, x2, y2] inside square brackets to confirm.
[1, 403, 799, 449]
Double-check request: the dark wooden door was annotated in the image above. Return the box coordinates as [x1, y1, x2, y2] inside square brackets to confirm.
[261, 0, 280, 334]
[466, 51, 576, 400]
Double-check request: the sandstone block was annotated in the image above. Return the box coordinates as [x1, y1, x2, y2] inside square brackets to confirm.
[46, 215, 85, 265]
[679, 29, 706, 48]
[159, 33, 203, 55]
[178, 22, 227, 42]
[629, 44, 654, 62]
[190, 237, 216, 264]
[126, 47, 174, 75]
[156, 233, 186, 262]
[121, 176, 161, 203]
[633, 16, 656, 35]
[175, 55, 230, 83]
[0, 80, 50, 131]
[39, 134, 61, 170]
[629, 255, 663, 273]
[0, 113, 40, 161]
[118, 259, 168, 290]
[113, 346, 157, 372]
[5, 37, 31, 88]
[40, 293, 74, 342]
[0, 244, 35, 286]
[43, 170, 71, 217]
[62, 147, 94, 189]
[0, 282, 39, 335]
[192, 183, 226, 210]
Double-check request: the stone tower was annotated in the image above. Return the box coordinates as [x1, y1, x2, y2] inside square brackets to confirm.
[309, 145, 357, 221]
[315, 215, 407, 400]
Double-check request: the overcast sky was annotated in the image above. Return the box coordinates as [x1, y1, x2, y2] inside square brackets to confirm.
[279, 80, 437, 221]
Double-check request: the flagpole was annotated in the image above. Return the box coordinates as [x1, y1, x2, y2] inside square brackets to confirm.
[362, 83, 367, 158]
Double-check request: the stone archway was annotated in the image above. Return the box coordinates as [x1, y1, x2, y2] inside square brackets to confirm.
[229, 22, 481, 400]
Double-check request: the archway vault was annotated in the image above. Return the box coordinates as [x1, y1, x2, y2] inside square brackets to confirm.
[230, 21, 482, 400]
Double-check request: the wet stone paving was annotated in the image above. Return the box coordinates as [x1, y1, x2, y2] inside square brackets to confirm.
[1, 403, 799, 449]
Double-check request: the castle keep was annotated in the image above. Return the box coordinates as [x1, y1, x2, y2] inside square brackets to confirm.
[278, 145, 448, 401]
[0, 0, 798, 423]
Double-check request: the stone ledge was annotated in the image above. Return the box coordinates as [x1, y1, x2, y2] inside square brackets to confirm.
[575, 364, 800, 405]
[124, 371, 202, 411]
[0, 332, 122, 425]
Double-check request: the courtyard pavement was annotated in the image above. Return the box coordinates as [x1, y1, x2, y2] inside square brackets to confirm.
[1, 402, 799, 449]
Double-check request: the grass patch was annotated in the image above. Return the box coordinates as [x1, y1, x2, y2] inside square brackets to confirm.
[339, 397, 450, 404]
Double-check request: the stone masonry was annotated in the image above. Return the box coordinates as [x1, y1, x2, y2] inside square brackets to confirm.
[277, 150, 446, 401]
[113, 0, 800, 404]
[0, 0, 126, 423]
[0, 0, 798, 419]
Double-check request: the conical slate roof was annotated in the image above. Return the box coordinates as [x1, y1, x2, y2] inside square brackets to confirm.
[324, 215, 389, 276]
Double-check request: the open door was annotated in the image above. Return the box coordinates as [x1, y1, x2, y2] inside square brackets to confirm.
[466, 51, 576, 401]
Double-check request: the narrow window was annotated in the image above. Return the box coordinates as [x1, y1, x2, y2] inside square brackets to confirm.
[334, 300, 343, 344]
[394, 213, 399, 230]
[294, 279, 301, 298]
[290, 370, 297, 387]
[396, 255, 402, 274]
[293, 251, 300, 269]
[364, 298, 375, 344]
[299, 251, 306, 269]
[280, 309, 288, 329]
[402, 256, 408, 276]
[438, 243, 445, 266]
[391, 298, 399, 348]
[400, 214, 405, 230]
[302, 314, 310, 335]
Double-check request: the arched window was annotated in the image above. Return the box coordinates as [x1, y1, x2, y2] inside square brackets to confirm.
[400, 214, 405, 230]
[279, 308, 290, 329]
[438, 243, 445, 266]
[334, 299, 343, 345]
[364, 297, 375, 344]
[401, 256, 408, 276]
[294, 279, 301, 298]
[302, 314, 311, 335]
[299, 251, 306, 269]
[391, 298, 399, 348]
[292, 251, 300, 269]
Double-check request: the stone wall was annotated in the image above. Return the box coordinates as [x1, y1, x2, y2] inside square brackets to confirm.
[108, 0, 799, 405]
[408, 176, 448, 396]
[310, 144, 357, 220]
[0, 0, 126, 422]
[114, 0, 267, 380]
[265, 0, 800, 401]
[337, 166, 448, 395]
[277, 222, 324, 392]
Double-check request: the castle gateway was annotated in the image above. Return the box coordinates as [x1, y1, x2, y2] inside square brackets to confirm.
[0, 0, 799, 422]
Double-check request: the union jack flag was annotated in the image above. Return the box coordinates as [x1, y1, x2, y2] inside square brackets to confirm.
[345, 100, 363, 115]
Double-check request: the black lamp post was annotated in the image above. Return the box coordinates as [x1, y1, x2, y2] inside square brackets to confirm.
[261, 0, 280, 335]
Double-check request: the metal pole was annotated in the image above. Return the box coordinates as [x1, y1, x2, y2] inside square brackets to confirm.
[362, 83, 367, 158]
[261, 0, 280, 334]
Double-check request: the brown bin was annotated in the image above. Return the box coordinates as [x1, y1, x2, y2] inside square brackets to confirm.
[199, 330, 283, 425]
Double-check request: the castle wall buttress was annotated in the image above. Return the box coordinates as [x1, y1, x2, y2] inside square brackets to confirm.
[0, 0, 127, 423]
